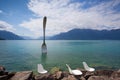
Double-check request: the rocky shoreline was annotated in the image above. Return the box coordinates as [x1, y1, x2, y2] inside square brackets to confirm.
[0, 66, 120, 80]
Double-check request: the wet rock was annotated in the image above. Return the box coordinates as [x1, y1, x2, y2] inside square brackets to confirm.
[10, 71, 33, 80]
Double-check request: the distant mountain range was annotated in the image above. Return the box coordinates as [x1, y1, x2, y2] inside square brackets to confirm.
[1, 29, 120, 40]
[50, 29, 120, 40]
[0, 30, 24, 40]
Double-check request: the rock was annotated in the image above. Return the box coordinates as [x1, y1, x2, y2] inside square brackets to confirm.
[0, 72, 15, 80]
[35, 73, 51, 80]
[110, 70, 120, 80]
[80, 76, 86, 80]
[7, 72, 16, 79]
[88, 76, 109, 80]
[0, 75, 8, 80]
[0, 72, 8, 76]
[0, 66, 5, 72]
[10, 71, 33, 80]
[50, 67, 60, 74]
[94, 70, 113, 77]
[62, 75, 77, 80]
[67, 75, 77, 80]
[61, 77, 68, 80]
[62, 71, 69, 77]
[88, 70, 120, 80]
[52, 71, 63, 79]
[84, 71, 94, 80]
[74, 76, 86, 80]
[118, 69, 120, 72]
[0, 66, 5, 75]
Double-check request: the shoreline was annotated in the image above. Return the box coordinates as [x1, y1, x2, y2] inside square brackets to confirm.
[0, 66, 120, 80]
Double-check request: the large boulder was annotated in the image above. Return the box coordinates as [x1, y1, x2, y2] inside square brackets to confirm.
[10, 71, 33, 80]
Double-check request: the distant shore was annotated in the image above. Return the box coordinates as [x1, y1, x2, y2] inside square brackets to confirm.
[0, 66, 120, 80]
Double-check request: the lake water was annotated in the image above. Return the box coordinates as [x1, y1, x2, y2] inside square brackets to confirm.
[0, 40, 120, 72]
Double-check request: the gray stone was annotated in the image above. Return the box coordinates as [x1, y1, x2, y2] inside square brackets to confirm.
[10, 71, 33, 80]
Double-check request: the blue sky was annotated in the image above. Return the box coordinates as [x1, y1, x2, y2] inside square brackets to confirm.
[0, 0, 120, 38]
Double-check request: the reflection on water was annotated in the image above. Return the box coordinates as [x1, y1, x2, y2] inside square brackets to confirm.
[41, 43, 47, 54]
[41, 53, 47, 64]
[0, 40, 120, 71]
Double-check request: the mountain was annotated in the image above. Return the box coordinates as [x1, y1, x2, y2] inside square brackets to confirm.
[50, 29, 120, 40]
[0, 30, 24, 40]
[0, 37, 5, 40]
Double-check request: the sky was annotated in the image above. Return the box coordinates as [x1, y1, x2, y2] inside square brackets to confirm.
[0, 0, 120, 38]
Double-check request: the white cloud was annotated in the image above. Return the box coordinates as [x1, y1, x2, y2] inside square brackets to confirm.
[0, 20, 15, 32]
[20, 0, 120, 38]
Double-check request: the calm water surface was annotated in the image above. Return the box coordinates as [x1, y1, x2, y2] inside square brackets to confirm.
[0, 40, 120, 72]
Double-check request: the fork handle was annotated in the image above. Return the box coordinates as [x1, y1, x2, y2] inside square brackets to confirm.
[43, 16, 47, 43]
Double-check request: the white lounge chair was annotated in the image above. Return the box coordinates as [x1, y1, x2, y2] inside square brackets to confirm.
[38, 64, 48, 74]
[66, 64, 82, 75]
[82, 62, 95, 72]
